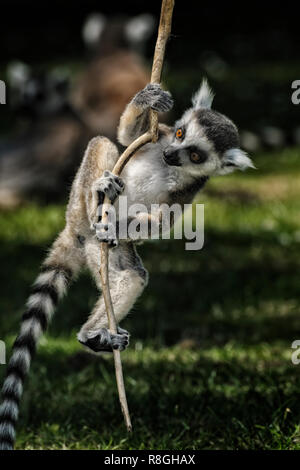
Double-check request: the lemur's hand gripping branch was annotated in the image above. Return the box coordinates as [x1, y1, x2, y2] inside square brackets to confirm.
[99, 0, 175, 432]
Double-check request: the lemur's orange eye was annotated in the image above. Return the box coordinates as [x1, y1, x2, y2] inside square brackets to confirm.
[176, 128, 183, 139]
[190, 152, 201, 163]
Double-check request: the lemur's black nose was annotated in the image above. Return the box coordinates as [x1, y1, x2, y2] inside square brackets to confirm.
[163, 148, 181, 166]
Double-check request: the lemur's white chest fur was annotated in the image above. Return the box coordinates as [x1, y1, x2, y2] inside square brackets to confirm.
[120, 135, 186, 209]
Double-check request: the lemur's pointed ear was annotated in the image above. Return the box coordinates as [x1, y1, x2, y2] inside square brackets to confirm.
[82, 13, 107, 48]
[218, 148, 256, 175]
[192, 78, 215, 109]
[7, 61, 30, 87]
[125, 14, 156, 44]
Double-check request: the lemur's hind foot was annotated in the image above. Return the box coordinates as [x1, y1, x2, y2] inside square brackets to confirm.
[93, 220, 118, 247]
[93, 170, 124, 206]
[78, 327, 130, 353]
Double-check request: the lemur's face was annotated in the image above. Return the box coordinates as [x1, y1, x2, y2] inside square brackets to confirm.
[163, 80, 254, 177]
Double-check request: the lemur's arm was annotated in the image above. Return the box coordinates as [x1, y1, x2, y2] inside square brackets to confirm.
[94, 206, 180, 246]
[119, 211, 163, 241]
[117, 83, 173, 146]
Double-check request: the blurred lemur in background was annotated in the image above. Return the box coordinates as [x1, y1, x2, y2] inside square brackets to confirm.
[72, 12, 155, 137]
[0, 62, 89, 208]
[0, 13, 154, 208]
[0, 80, 254, 449]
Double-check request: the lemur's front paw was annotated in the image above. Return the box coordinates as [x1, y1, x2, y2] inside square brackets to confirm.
[93, 170, 125, 205]
[133, 83, 173, 113]
[78, 327, 130, 353]
[94, 221, 118, 247]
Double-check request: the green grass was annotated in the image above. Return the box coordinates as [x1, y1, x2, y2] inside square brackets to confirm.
[1, 147, 300, 449]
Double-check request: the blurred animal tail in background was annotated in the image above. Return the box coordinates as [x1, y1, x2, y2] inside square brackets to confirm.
[0, 234, 77, 449]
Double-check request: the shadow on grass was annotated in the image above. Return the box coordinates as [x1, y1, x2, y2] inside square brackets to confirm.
[10, 345, 300, 450]
[1, 229, 300, 346]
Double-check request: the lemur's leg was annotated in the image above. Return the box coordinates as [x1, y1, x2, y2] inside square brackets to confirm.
[117, 83, 174, 146]
[78, 242, 148, 353]
[73, 136, 120, 229]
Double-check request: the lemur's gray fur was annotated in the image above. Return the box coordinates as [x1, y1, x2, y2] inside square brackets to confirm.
[0, 79, 254, 449]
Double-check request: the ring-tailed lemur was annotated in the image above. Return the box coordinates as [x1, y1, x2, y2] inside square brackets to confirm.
[0, 79, 254, 449]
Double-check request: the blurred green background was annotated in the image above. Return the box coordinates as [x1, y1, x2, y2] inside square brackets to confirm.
[0, 0, 300, 450]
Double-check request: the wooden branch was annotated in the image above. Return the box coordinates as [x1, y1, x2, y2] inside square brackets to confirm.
[99, 0, 175, 433]
[149, 0, 175, 142]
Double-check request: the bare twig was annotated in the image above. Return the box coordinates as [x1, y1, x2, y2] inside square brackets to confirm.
[99, 0, 175, 432]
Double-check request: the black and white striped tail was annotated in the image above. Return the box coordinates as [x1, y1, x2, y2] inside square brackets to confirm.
[0, 265, 71, 450]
